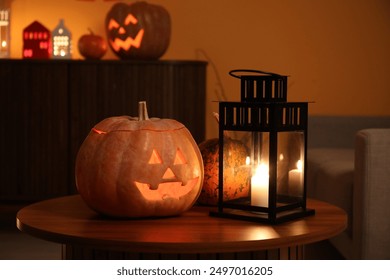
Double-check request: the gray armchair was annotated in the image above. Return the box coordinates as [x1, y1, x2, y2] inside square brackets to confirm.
[307, 116, 390, 259]
[353, 129, 390, 259]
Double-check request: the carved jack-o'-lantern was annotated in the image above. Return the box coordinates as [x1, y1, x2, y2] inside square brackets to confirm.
[105, 1, 171, 60]
[75, 102, 203, 218]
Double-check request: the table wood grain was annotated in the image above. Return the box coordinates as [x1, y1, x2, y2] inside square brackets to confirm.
[16, 195, 347, 256]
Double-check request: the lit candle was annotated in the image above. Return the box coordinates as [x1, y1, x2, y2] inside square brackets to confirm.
[288, 160, 303, 196]
[251, 164, 269, 207]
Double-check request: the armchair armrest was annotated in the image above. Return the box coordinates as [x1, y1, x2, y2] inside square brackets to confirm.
[353, 128, 390, 259]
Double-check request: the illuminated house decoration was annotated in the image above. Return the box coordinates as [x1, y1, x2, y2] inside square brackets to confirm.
[0, 8, 10, 58]
[52, 19, 72, 59]
[210, 69, 315, 224]
[23, 21, 51, 59]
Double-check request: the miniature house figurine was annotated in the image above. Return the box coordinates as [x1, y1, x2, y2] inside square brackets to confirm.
[0, 8, 10, 58]
[52, 19, 72, 59]
[23, 20, 51, 59]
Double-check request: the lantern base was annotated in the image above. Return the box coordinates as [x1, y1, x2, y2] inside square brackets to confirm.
[210, 207, 315, 224]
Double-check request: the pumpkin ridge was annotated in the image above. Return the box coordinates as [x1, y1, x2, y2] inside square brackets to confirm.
[92, 126, 186, 134]
[93, 116, 185, 132]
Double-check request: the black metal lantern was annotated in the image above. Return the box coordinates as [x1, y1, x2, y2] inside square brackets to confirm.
[210, 69, 315, 224]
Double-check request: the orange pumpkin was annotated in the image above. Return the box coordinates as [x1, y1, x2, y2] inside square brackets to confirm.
[105, 1, 171, 60]
[78, 29, 107, 60]
[198, 137, 250, 205]
[75, 102, 203, 218]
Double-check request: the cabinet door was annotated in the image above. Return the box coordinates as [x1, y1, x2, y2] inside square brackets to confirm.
[0, 61, 69, 200]
[94, 61, 206, 143]
[166, 62, 206, 144]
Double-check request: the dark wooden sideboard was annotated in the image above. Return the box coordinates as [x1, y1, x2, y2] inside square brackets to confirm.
[0, 59, 207, 201]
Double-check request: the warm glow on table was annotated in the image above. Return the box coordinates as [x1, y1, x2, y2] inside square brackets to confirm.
[16, 195, 347, 259]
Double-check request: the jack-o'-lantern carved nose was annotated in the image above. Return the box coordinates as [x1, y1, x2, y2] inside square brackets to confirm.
[163, 168, 176, 180]
[118, 27, 126, 34]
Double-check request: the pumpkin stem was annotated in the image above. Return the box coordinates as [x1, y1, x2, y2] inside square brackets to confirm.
[138, 101, 149, 120]
[213, 112, 219, 123]
[213, 112, 230, 138]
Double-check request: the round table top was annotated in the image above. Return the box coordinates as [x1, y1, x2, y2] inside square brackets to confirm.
[16, 195, 347, 254]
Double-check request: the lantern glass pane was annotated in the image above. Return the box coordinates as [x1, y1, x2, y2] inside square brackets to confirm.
[221, 131, 272, 208]
[249, 132, 270, 207]
[221, 131, 251, 204]
[277, 131, 305, 201]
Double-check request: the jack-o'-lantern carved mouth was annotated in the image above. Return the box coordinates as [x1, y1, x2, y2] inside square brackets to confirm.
[135, 177, 199, 201]
[134, 148, 200, 201]
[108, 14, 145, 52]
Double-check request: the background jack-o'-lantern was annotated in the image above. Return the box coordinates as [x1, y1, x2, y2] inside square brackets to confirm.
[105, 1, 171, 60]
[75, 101, 203, 218]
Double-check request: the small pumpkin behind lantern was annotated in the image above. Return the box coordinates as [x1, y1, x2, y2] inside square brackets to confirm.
[105, 1, 171, 60]
[197, 113, 251, 205]
[75, 101, 203, 218]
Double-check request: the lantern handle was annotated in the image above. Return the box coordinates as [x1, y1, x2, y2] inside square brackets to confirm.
[229, 69, 284, 79]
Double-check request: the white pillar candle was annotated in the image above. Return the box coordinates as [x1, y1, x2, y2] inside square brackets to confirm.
[251, 164, 269, 207]
[288, 160, 303, 197]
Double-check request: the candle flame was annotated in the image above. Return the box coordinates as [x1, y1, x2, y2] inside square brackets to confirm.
[245, 156, 250, 165]
[254, 164, 269, 177]
[297, 160, 302, 171]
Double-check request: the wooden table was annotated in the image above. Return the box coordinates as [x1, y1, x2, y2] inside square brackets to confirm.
[16, 195, 347, 260]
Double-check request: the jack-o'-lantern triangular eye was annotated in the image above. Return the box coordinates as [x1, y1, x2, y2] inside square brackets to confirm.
[108, 19, 120, 30]
[148, 149, 162, 164]
[125, 14, 138, 26]
[174, 148, 187, 165]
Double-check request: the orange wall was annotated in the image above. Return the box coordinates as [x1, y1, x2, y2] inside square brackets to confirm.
[7, 0, 390, 139]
